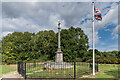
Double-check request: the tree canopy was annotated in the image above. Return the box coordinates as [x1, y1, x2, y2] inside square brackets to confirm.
[1, 27, 119, 64]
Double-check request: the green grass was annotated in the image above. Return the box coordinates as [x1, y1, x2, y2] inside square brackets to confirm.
[26, 63, 119, 79]
[0, 65, 17, 75]
[90, 64, 119, 78]
[76, 63, 90, 76]
[26, 64, 44, 73]
[27, 68, 74, 78]
[0, 63, 119, 79]
[26, 62, 90, 78]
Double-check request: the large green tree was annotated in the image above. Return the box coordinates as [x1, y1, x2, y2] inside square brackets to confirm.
[61, 27, 89, 61]
[2, 27, 89, 63]
[2, 26, 119, 64]
[36, 30, 57, 61]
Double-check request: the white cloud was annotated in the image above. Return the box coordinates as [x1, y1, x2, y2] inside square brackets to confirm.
[0, 31, 13, 40]
[2, 31, 13, 37]
[2, 17, 41, 33]
[2, 0, 119, 2]
[49, 14, 67, 32]
[96, 44, 118, 52]
[112, 24, 119, 39]
[1, 2, 118, 51]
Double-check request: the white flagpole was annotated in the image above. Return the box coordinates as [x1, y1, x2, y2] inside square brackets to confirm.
[92, 2, 95, 75]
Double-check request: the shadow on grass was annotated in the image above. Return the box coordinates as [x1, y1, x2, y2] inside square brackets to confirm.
[104, 69, 120, 78]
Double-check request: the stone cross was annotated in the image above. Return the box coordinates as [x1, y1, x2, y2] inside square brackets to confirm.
[55, 21, 63, 63]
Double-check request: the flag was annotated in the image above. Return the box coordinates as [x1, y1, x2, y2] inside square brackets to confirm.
[94, 7, 102, 21]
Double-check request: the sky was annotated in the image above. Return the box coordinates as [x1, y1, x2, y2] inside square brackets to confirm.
[1, 1, 119, 52]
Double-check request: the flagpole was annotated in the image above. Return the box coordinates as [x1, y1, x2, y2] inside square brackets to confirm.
[92, 2, 95, 75]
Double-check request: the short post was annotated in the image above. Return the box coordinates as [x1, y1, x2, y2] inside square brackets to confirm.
[97, 61, 98, 72]
[21, 62, 23, 75]
[24, 62, 26, 79]
[33, 61, 36, 67]
[18, 62, 20, 74]
[74, 61, 76, 79]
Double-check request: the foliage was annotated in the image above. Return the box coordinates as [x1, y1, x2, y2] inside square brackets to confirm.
[61, 27, 89, 61]
[85, 50, 119, 64]
[1, 27, 119, 64]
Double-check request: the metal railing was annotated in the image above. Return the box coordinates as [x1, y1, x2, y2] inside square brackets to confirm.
[18, 62, 26, 78]
[17, 61, 98, 79]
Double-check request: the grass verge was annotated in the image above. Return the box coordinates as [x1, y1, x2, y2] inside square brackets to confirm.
[1, 65, 17, 75]
[89, 64, 119, 78]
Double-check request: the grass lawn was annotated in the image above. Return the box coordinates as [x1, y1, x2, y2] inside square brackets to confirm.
[26, 63, 119, 79]
[0, 64, 17, 75]
[26, 62, 90, 78]
[0, 63, 119, 79]
[89, 64, 119, 78]
[26, 64, 44, 73]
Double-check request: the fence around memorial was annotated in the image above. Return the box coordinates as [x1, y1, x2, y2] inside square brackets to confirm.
[18, 61, 98, 79]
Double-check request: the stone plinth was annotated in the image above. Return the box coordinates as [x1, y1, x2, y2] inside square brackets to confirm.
[55, 48, 63, 63]
[44, 61, 73, 69]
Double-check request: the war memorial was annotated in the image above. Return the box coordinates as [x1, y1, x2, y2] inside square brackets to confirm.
[44, 22, 73, 69]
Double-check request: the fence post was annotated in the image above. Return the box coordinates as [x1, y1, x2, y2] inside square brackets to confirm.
[89, 61, 92, 73]
[88, 62, 90, 74]
[33, 61, 36, 67]
[18, 62, 20, 74]
[74, 61, 76, 79]
[24, 62, 26, 79]
[21, 62, 23, 76]
[97, 61, 98, 72]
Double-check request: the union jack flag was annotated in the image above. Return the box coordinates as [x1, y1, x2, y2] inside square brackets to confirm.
[94, 7, 102, 21]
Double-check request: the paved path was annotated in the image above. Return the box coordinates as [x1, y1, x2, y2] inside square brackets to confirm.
[1, 71, 24, 80]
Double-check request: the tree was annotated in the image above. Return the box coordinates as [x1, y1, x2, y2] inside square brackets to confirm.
[83, 49, 101, 62]
[36, 30, 57, 61]
[61, 27, 89, 61]
[2, 26, 89, 63]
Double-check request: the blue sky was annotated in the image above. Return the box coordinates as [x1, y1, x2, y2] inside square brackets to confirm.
[1, 1, 119, 52]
